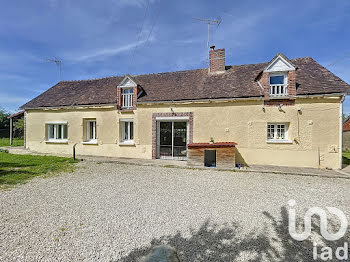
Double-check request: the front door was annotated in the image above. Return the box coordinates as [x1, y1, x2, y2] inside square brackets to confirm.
[158, 121, 187, 160]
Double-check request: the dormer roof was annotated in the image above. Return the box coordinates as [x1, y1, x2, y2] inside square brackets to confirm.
[117, 74, 138, 88]
[264, 53, 296, 72]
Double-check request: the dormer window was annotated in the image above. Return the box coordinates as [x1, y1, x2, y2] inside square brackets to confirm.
[263, 54, 295, 100]
[118, 75, 139, 110]
[269, 73, 288, 97]
[121, 88, 133, 108]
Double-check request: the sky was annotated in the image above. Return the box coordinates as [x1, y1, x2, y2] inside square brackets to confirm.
[1, 0, 350, 113]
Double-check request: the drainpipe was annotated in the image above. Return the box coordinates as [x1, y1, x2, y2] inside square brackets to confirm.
[339, 95, 345, 169]
[73, 143, 77, 161]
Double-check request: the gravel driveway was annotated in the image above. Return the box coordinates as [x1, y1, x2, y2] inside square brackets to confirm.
[1, 161, 349, 261]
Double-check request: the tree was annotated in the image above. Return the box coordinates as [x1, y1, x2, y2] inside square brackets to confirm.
[13, 119, 24, 137]
[13, 119, 24, 131]
[0, 108, 10, 130]
[0, 108, 10, 138]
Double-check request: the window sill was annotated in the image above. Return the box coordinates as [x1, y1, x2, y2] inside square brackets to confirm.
[266, 140, 293, 144]
[119, 140, 135, 146]
[120, 108, 135, 113]
[82, 141, 98, 145]
[45, 139, 68, 144]
[268, 96, 291, 100]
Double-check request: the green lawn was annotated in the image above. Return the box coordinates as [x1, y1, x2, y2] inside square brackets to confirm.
[0, 138, 24, 147]
[0, 152, 77, 188]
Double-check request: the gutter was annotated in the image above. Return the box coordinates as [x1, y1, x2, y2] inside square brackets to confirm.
[23, 93, 346, 110]
[137, 96, 265, 105]
[23, 103, 117, 111]
[137, 93, 346, 106]
[295, 93, 346, 99]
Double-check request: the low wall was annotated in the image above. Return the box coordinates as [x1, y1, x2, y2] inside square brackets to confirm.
[187, 143, 236, 168]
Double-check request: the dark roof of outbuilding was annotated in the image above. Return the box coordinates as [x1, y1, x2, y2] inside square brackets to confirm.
[20, 57, 350, 109]
[8, 110, 25, 119]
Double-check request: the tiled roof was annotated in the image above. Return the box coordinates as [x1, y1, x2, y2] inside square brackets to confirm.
[7, 110, 25, 119]
[343, 117, 350, 132]
[21, 57, 350, 109]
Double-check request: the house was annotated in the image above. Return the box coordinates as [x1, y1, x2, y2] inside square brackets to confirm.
[343, 117, 350, 151]
[20, 49, 350, 169]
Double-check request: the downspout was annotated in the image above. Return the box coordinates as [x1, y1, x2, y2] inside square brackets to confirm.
[339, 95, 345, 169]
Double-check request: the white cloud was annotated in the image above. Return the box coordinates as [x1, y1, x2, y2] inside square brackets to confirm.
[115, 0, 157, 8]
[0, 73, 30, 81]
[0, 93, 29, 104]
[64, 37, 154, 63]
[174, 38, 201, 45]
[116, 0, 144, 7]
[0, 50, 41, 64]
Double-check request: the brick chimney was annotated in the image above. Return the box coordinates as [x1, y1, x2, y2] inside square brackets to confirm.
[209, 47, 225, 73]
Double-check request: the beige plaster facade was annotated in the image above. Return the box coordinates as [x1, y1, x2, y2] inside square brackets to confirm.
[25, 96, 343, 169]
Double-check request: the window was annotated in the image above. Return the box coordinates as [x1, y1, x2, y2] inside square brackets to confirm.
[267, 124, 275, 140]
[121, 120, 134, 142]
[269, 74, 288, 97]
[86, 120, 97, 142]
[267, 123, 288, 141]
[47, 123, 68, 141]
[121, 88, 134, 108]
[270, 75, 284, 85]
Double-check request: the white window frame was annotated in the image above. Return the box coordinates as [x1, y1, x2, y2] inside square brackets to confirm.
[85, 120, 97, 143]
[120, 119, 134, 145]
[46, 122, 68, 142]
[121, 88, 134, 109]
[267, 123, 292, 143]
[269, 73, 288, 97]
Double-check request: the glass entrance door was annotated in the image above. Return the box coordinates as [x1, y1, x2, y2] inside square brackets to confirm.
[173, 122, 187, 159]
[158, 121, 187, 160]
[159, 122, 172, 159]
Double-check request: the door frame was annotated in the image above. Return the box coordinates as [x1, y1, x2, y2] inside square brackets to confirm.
[152, 112, 193, 159]
[156, 117, 189, 160]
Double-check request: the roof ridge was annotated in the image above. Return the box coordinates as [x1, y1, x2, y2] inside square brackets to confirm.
[132, 67, 206, 77]
[58, 75, 122, 83]
[59, 68, 208, 83]
[57, 56, 312, 83]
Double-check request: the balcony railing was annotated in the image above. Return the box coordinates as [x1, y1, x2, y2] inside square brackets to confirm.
[269, 84, 288, 97]
[122, 93, 133, 108]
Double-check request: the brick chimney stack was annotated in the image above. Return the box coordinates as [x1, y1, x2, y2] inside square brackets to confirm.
[209, 47, 225, 73]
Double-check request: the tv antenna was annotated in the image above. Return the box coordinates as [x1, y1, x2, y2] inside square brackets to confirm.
[46, 57, 62, 81]
[191, 17, 221, 66]
[326, 52, 350, 68]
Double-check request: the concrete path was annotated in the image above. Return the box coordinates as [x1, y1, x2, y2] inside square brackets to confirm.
[2, 146, 350, 179]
